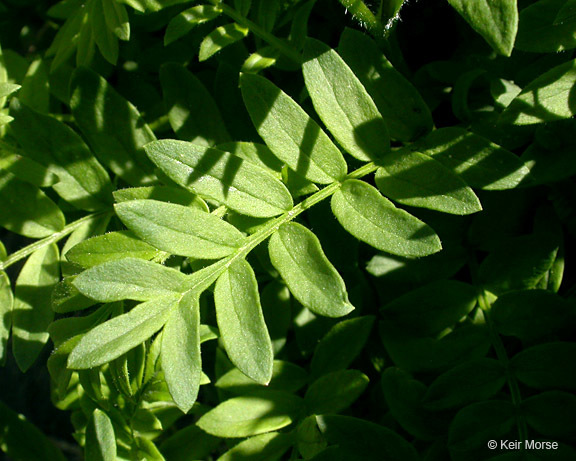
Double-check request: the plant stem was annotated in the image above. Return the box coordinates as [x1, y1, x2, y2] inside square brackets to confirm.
[218, 4, 302, 64]
[0, 212, 110, 271]
[180, 162, 379, 293]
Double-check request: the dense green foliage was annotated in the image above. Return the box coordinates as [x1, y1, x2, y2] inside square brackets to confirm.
[1, 0, 576, 459]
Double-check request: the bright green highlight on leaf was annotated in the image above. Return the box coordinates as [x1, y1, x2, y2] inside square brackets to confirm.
[85, 409, 116, 461]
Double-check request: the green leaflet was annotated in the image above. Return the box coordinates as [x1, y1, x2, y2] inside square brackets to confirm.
[0, 82, 20, 99]
[446, 0, 518, 56]
[161, 292, 202, 413]
[0, 171, 65, 238]
[523, 391, 576, 440]
[315, 415, 419, 461]
[500, 59, 576, 125]
[218, 432, 294, 461]
[145, 139, 293, 217]
[68, 294, 178, 369]
[70, 67, 156, 186]
[338, 29, 433, 142]
[73, 258, 187, 302]
[269, 222, 354, 318]
[115, 199, 245, 259]
[423, 358, 507, 411]
[197, 392, 305, 437]
[305, 370, 369, 414]
[17, 59, 49, 113]
[165, 5, 222, 45]
[302, 38, 389, 161]
[311, 316, 374, 378]
[216, 360, 308, 395]
[516, 0, 576, 53]
[160, 63, 230, 146]
[159, 426, 220, 461]
[49, 303, 113, 347]
[448, 401, 515, 453]
[10, 99, 113, 211]
[375, 150, 482, 215]
[91, 0, 119, 64]
[65, 231, 161, 268]
[510, 342, 576, 391]
[113, 185, 208, 211]
[199, 23, 249, 62]
[101, 0, 130, 41]
[85, 409, 116, 461]
[0, 270, 13, 364]
[214, 259, 273, 384]
[556, 0, 576, 25]
[0, 401, 67, 461]
[12, 244, 60, 372]
[217, 141, 284, 176]
[240, 73, 347, 184]
[0, 142, 58, 187]
[411, 127, 531, 190]
[331, 180, 442, 258]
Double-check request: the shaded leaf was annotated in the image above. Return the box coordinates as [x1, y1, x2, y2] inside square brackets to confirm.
[305, 370, 369, 414]
[160, 63, 230, 146]
[218, 432, 294, 461]
[411, 127, 530, 190]
[70, 67, 156, 185]
[522, 391, 576, 440]
[116, 199, 245, 259]
[85, 409, 116, 461]
[65, 231, 161, 269]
